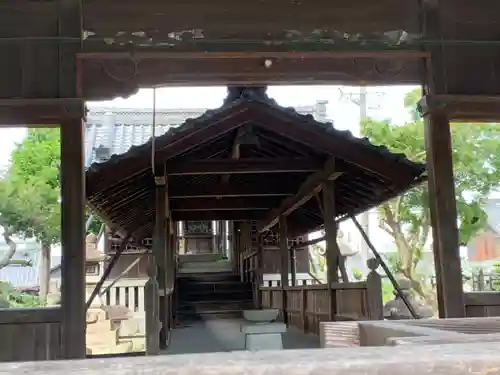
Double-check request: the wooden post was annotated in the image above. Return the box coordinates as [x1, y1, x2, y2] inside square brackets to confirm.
[365, 258, 383, 320]
[322, 178, 339, 321]
[60, 119, 86, 359]
[279, 216, 289, 325]
[255, 233, 264, 308]
[421, 97, 465, 318]
[290, 246, 297, 286]
[154, 180, 168, 349]
[145, 253, 160, 355]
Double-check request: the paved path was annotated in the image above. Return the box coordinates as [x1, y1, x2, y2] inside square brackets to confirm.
[163, 319, 319, 355]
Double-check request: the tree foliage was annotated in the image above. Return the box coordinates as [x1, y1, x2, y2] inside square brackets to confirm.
[0, 129, 61, 246]
[361, 89, 500, 301]
[0, 129, 102, 300]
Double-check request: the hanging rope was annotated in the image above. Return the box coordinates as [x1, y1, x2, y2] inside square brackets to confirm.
[151, 87, 157, 176]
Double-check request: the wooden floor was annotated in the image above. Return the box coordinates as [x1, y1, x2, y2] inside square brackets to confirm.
[162, 319, 320, 355]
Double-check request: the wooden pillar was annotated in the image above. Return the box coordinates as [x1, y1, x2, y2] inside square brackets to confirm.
[422, 98, 465, 318]
[255, 233, 264, 308]
[279, 216, 289, 325]
[290, 246, 297, 286]
[154, 182, 168, 349]
[322, 179, 339, 321]
[60, 119, 86, 359]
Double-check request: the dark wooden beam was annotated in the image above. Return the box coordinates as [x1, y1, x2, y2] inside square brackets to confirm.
[250, 106, 419, 185]
[169, 183, 295, 199]
[167, 158, 322, 176]
[0, 99, 83, 126]
[258, 158, 341, 232]
[172, 210, 267, 221]
[170, 197, 282, 211]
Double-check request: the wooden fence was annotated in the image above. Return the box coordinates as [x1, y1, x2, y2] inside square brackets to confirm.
[0, 307, 61, 361]
[260, 278, 383, 335]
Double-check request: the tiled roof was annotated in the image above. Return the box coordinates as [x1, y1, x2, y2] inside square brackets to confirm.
[85, 101, 329, 167]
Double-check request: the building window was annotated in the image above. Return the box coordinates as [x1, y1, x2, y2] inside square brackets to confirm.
[86, 262, 100, 276]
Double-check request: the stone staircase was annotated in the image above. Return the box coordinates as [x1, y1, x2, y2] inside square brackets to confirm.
[86, 307, 145, 355]
[176, 272, 253, 322]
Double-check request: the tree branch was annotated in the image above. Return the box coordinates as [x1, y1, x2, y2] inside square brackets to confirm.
[0, 220, 19, 269]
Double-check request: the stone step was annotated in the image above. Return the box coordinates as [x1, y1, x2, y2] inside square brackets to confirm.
[177, 272, 240, 283]
[86, 326, 120, 346]
[178, 300, 253, 312]
[179, 290, 253, 302]
[86, 340, 134, 355]
[177, 309, 243, 321]
[178, 254, 223, 263]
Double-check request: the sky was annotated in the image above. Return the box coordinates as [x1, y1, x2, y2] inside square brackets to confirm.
[0, 85, 416, 168]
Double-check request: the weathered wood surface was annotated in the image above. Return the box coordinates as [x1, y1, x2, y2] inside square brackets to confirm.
[0, 308, 61, 362]
[464, 292, 500, 317]
[0, 307, 60, 324]
[1, 344, 500, 374]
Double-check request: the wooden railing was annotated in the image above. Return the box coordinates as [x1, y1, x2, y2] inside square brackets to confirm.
[464, 292, 500, 317]
[260, 279, 383, 335]
[0, 307, 61, 361]
[95, 279, 147, 314]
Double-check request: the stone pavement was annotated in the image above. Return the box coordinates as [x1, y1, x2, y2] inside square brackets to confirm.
[163, 319, 319, 355]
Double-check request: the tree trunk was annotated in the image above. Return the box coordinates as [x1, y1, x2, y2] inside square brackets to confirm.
[39, 243, 51, 303]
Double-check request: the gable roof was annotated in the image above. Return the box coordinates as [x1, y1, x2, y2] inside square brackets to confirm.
[86, 87, 426, 240]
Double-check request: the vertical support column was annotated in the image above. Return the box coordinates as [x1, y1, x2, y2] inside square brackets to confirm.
[421, 97, 465, 318]
[255, 233, 264, 308]
[279, 216, 289, 325]
[322, 178, 339, 321]
[60, 119, 86, 359]
[145, 253, 160, 355]
[290, 246, 297, 286]
[154, 182, 167, 349]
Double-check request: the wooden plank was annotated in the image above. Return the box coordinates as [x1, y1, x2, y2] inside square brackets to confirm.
[172, 210, 268, 221]
[170, 197, 282, 211]
[258, 158, 341, 232]
[78, 51, 430, 60]
[60, 119, 86, 359]
[3, 342, 500, 373]
[170, 183, 295, 199]
[465, 292, 500, 306]
[422, 100, 465, 318]
[0, 307, 60, 324]
[167, 158, 322, 176]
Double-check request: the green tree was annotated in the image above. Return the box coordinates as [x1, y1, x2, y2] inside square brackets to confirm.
[0, 129, 102, 302]
[0, 129, 61, 302]
[361, 89, 500, 303]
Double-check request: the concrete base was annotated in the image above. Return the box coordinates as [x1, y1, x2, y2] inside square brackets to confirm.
[241, 322, 286, 351]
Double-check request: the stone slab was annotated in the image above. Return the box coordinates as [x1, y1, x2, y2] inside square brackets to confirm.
[245, 333, 283, 351]
[241, 322, 287, 334]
